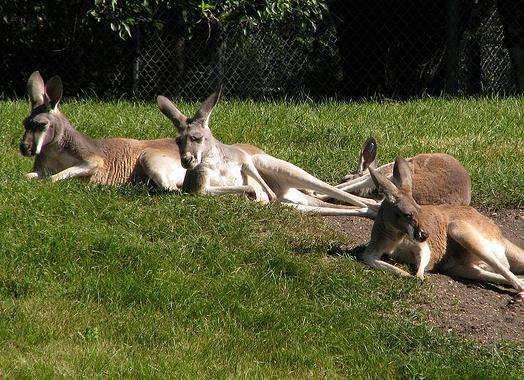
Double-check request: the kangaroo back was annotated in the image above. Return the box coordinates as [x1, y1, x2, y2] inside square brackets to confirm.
[341, 138, 471, 206]
[342, 154, 471, 205]
[88, 138, 142, 184]
[410, 153, 471, 205]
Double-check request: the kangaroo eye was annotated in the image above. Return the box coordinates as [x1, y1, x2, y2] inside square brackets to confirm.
[190, 136, 202, 143]
[30, 122, 47, 131]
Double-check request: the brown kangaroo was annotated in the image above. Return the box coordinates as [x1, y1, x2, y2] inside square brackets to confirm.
[335, 137, 471, 206]
[361, 156, 524, 300]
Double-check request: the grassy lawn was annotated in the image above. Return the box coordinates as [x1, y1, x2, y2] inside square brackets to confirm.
[0, 98, 523, 377]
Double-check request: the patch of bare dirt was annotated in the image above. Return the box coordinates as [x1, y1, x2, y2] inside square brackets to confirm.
[327, 207, 524, 343]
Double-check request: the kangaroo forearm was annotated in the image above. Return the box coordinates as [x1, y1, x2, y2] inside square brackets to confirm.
[50, 164, 96, 182]
[365, 257, 412, 277]
[182, 166, 208, 194]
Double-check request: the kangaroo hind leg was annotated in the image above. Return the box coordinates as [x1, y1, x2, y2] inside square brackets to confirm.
[140, 149, 185, 191]
[251, 154, 378, 208]
[503, 238, 524, 274]
[448, 220, 524, 296]
[445, 264, 516, 286]
[241, 158, 277, 201]
[281, 188, 375, 217]
[316, 176, 374, 201]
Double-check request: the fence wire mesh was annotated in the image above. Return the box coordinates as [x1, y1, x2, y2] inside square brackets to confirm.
[1, 0, 522, 100]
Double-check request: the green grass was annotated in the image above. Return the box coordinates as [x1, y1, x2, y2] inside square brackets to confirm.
[0, 98, 523, 377]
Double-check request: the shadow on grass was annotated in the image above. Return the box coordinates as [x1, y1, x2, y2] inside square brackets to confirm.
[112, 182, 182, 198]
[440, 273, 519, 298]
[294, 242, 518, 299]
[292, 242, 367, 259]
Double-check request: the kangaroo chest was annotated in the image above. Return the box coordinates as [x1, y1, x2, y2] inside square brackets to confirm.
[391, 235, 444, 272]
[38, 146, 82, 175]
[391, 238, 431, 267]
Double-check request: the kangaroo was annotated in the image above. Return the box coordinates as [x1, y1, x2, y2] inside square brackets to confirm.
[157, 90, 380, 217]
[20, 71, 186, 189]
[361, 156, 524, 300]
[332, 137, 471, 206]
[341, 137, 379, 183]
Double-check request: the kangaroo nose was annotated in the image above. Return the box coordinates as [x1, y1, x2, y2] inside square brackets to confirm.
[181, 155, 194, 168]
[414, 226, 428, 242]
[20, 142, 31, 156]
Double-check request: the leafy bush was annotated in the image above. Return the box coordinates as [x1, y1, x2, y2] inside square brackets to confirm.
[89, 1, 329, 40]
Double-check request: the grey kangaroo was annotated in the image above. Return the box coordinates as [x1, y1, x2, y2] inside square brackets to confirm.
[157, 90, 380, 217]
[361, 156, 524, 300]
[21, 71, 186, 189]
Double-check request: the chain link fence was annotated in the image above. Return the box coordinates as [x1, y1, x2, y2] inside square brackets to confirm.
[1, 0, 522, 101]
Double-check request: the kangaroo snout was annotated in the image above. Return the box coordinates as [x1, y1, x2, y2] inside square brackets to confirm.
[413, 225, 428, 242]
[181, 154, 196, 169]
[20, 141, 33, 156]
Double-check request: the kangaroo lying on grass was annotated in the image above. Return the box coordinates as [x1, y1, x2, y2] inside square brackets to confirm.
[329, 137, 471, 206]
[20, 71, 186, 188]
[361, 156, 524, 300]
[157, 90, 380, 217]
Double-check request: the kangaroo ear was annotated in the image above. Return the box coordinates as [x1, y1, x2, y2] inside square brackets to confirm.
[357, 137, 378, 174]
[45, 76, 63, 111]
[392, 157, 413, 193]
[27, 71, 45, 109]
[157, 95, 187, 132]
[341, 136, 378, 182]
[369, 166, 398, 203]
[194, 86, 222, 128]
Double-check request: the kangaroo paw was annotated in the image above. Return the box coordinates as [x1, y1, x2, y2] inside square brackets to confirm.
[25, 172, 39, 180]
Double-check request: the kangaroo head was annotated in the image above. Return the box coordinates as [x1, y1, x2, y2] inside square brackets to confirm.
[369, 157, 428, 242]
[21, 71, 64, 157]
[341, 137, 378, 182]
[157, 89, 221, 169]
